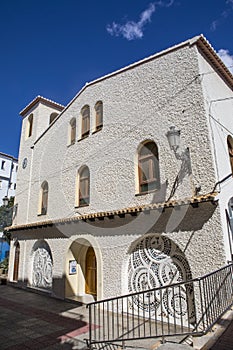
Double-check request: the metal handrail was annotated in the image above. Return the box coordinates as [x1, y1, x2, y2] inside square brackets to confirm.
[87, 264, 233, 349]
[88, 263, 232, 307]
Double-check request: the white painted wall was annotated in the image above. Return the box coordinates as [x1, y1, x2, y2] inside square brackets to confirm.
[15, 102, 63, 224]
[15, 44, 217, 225]
[0, 153, 18, 205]
[198, 49, 233, 261]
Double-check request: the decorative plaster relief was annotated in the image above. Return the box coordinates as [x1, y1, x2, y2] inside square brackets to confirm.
[128, 235, 194, 320]
[32, 247, 53, 289]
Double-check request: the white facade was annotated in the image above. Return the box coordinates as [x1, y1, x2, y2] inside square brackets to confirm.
[7, 36, 233, 311]
[0, 152, 18, 205]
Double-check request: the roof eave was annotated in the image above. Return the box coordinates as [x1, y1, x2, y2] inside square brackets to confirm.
[20, 96, 65, 117]
[6, 193, 218, 233]
[193, 35, 233, 89]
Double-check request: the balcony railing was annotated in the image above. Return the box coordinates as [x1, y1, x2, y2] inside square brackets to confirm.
[87, 263, 233, 349]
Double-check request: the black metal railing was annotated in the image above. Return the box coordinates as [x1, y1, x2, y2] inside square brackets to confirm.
[87, 264, 233, 349]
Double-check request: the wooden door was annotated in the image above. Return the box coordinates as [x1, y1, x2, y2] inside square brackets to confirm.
[85, 247, 97, 296]
[13, 243, 20, 281]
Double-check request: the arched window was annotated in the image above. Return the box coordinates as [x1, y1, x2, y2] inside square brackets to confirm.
[49, 112, 58, 124]
[95, 101, 103, 131]
[78, 166, 90, 206]
[227, 135, 233, 175]
[69, 118, 76, 145]
[138, 141, 160, 194]
[27, 114, 33, 138]
[40, 181, 48, 215]
[81, 105, 90, 138]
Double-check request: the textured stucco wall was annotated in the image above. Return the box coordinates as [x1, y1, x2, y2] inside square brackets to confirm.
[16, 44, 217, 225]
[9, 39, 232, 300]
[9, 200, 226, 300]
[15, 102, 63, 224]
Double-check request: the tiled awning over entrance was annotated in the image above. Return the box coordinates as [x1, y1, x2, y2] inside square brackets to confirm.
[5, 192, 218, 233]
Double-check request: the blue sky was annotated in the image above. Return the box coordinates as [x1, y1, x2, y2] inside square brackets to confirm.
[1, 0, 233, 158]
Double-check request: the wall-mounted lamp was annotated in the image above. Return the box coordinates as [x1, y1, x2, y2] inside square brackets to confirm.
[166, 125, 190, 162]
[2, 196, 9, 207]
[166, 126, 181, 152]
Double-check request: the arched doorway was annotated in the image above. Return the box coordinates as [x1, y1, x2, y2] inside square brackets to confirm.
[85, 246, 97, 296]
[13, 242, 20, 281]
[66, 237, 101, 302]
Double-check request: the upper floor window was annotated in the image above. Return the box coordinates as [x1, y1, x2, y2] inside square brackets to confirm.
[227, 135, 233, 175]
[78, 166, 90, 207]
[49, 112, 58, 124]
[138, 141, 160, 194]
[1, 160, 5, 170]
[95, 101, 103, 132]
[27, 114, 33, 138]
[81, 105, 90, 139]
[69, 118, 76, 145]
[39, 181, 48, 215]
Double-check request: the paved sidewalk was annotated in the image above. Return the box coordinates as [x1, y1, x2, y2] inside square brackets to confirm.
[2, 284, 233, 350]
[210, 317, 233, 350]
[0, 284, 90, 349]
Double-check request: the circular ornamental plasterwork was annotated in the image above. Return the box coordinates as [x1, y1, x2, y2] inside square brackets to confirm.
[32, 247, 53, 289]
[128, 235, 194, 320]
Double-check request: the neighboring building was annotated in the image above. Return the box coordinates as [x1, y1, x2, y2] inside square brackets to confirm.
[0, 152, 18, 205]
[0, 152, 18, 262]
[7, 34, 233, 318]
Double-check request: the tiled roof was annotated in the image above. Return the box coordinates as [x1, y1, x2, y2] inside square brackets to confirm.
[6, 192, 218, 232]
[20, 95, 64, 116]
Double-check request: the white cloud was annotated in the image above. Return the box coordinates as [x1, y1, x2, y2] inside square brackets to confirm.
[107, 1, 174, 41]
[217, 49, 233, 74]
[211, 0, 233, 30]
[106, 3, 155, 40]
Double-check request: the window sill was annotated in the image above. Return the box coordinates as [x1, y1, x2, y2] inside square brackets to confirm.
[78, 134, 89, 142]
[37, 213, 47, 216]
[75, 204, 89, 208]
[135, 189, 159, 196]
[67, 141, 75, 147]
[92, 126, 103, 135]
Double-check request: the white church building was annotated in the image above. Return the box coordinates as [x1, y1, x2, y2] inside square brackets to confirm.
[7, 35, 233, 310]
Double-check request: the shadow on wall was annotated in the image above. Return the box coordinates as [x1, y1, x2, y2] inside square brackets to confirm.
[10, 200, 218, 241]
[147, 200, 218, 234]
